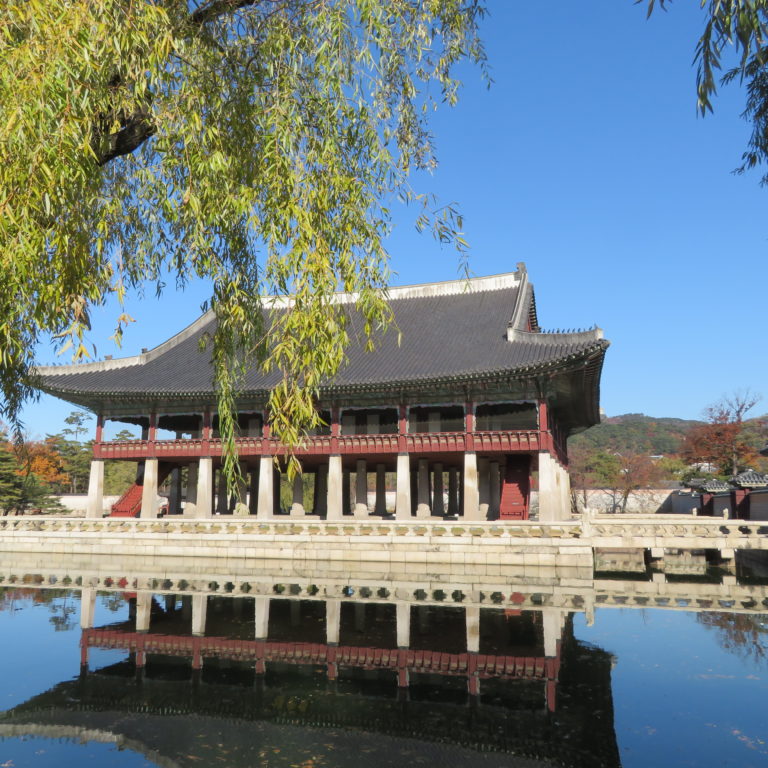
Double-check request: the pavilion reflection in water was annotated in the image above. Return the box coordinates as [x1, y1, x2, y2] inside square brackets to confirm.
[1, 590, 620, 768]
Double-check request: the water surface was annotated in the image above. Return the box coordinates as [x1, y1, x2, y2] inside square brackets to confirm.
[0, 567, 766, 768]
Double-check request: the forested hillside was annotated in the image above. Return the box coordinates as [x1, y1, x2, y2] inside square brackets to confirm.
[569, 413, 702, 456]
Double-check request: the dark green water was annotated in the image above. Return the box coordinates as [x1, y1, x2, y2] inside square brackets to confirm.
[0, 578, 766, 768]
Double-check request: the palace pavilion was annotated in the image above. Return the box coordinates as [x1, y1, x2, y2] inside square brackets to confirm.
[36, 263, 609, 522]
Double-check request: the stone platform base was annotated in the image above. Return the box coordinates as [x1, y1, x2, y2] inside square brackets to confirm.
[0, 516, 592, 569]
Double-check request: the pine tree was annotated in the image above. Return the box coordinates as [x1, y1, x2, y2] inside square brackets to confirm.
[0, 443, 24, 515]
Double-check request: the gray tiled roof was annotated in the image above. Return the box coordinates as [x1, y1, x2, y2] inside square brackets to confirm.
[732, 470, 768, 488]
[37, 270, 608, 399]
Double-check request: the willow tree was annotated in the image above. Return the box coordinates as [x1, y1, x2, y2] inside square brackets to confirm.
[648, 1, 768, 177]
[0, 0, 486, 476]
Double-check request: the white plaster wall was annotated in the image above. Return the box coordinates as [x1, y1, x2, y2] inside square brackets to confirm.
[571, 489, 675, 515]
[56, 495, 121, 516]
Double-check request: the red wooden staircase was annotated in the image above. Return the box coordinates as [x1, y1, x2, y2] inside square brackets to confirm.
[109, 483, 143, 517]
[499, 457, 530, 520]
[109, 464, 173, 517]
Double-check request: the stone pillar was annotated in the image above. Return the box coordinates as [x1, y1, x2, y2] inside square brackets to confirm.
[354, 459, 368, 517]
[86, 460, 104, 518]
[196, 457, 213, 518]
[375, 464, 387, 515]
[254, 596, 270, 639]
[273, 467, 282, 515]
[326, 599, 341, 645]
[80, 588, 96, 629]
[489, 461, 501, 518]
[327, 455, 343, 520]
[248, 464, 259, 514]
[447, 467, 459, 517]
[257, 456, 274, 519]
[168, 466, 182, 515]
[342, 468, 351, 516]
[216, 468, 229, 514]
[395, 454, 411, 520]
[463, 453, 481, 520]
[559, 460, 571, 519]
[185, 462, 198, 516]
[478, 457, 490, 518]
[416, 458, 431, 518]
[432, 462, 445, 516]
[141, 458, 159, 518]
[542, 609, 563, 657]
[396, 602, 410, 648]
[234, 462, 249, 516]
[290, 473, 305, 517]
[538, 452, 568, 521]
[465, 606, 480, 653]
[136, 593, 152, 632]
[314, 464, 328, 516]
[191, 594, 207, 637]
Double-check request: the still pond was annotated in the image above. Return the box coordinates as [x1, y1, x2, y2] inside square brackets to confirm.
[0, 568, 766, 768]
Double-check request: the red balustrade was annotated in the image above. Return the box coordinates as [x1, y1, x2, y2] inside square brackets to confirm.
[95, 429, 543, 460]
[82, 628, 555, 681]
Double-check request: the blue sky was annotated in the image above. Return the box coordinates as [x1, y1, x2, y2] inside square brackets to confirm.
[25, 0, 768, 438]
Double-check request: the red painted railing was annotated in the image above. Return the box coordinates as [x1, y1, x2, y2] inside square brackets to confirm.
[82, 628, 557, 681]
[94, 430, 543, 460]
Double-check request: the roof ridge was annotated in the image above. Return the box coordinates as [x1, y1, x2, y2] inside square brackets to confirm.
[514, 328, 606, 344]
[35, 309, 216, 377]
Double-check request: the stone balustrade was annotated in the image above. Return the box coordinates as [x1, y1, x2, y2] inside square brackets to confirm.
[2, 556, 767, 614]
[0, 514, 766, 569]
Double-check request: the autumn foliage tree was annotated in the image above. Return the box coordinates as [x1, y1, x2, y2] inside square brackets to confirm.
[569, 446, 665, 513]
[681, 391, 762, 477]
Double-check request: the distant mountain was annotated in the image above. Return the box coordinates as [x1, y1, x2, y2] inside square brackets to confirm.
[569, 413, 702, 456]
